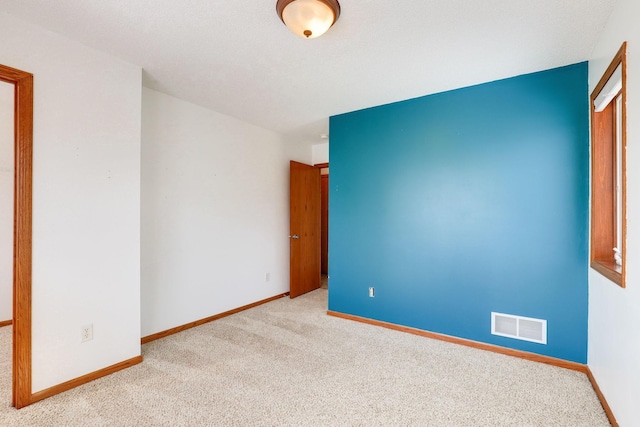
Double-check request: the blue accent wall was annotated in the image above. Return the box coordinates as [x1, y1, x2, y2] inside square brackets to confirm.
[328, 63, 589, 363]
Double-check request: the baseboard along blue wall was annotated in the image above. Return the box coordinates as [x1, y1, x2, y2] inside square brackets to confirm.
[328, 63, 589, 363]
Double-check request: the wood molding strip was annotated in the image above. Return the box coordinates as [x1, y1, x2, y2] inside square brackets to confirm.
[0, 63, 34, 409]
[586, 368, 619, 427]
[0, 320, 13, 327]
[327, 310, 587, 373]
[620, 41, 628, 290]
[13, 69, 34, 409]
[141, 293, 288, 344]
[30, 356, 143, 404]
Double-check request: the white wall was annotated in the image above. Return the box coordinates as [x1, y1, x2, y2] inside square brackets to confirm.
[287, 138, 314, 166]
[141, 88, 301, 337]
[312, 142, 329, 165]
[588, 0, 640, 424]
[0, 81, 13, 322]
[0, 12, 142, 392]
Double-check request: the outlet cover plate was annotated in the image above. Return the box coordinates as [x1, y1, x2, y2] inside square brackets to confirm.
[81, 324, 93, 343]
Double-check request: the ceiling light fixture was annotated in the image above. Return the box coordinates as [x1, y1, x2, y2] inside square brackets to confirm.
[276, 0, 341, 39]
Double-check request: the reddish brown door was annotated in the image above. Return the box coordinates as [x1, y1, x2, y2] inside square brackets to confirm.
[289, 161, 321, 298]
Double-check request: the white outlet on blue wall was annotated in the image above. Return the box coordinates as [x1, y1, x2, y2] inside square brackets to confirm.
[368, 287, 375, 297]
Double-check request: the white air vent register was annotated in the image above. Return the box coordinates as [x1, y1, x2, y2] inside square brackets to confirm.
[491, 312, 547, 344]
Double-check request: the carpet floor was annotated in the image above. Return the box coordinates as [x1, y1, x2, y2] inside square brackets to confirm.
[0, 289, 609, 426]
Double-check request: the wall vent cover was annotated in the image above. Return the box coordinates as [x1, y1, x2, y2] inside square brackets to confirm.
[491, 312, 547, 344]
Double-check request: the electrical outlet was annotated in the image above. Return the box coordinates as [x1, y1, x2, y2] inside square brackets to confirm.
[265, 272, 271, 282]
[81, 324, 93, 343]
[369, 287, 375, 298]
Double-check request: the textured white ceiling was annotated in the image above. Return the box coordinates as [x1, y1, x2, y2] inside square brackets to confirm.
[0, 0, 615, 143]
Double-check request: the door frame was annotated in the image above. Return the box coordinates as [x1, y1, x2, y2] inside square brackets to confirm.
[314, 163, 329, 275]
[0, 64, 33, 409]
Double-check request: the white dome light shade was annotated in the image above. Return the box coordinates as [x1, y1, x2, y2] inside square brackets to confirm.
[277, 0, 341, 39]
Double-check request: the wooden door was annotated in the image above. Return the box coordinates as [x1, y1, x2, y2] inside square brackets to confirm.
[289, 161, 321, 298]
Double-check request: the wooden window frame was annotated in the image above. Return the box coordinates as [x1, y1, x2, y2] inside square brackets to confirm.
[590, 42, 627, 288]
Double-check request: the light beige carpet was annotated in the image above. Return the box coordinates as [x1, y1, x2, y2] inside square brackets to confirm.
[0, 289, 609, 426]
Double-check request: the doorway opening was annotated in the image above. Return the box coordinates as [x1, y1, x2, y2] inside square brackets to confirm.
[0, 78, 14, 407]
[288, 160, 329, 297]
[316, 163, 329, 289]
[0, 63, 33, 409]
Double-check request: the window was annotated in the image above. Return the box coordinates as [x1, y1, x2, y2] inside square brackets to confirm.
[591, 42, 627, 287]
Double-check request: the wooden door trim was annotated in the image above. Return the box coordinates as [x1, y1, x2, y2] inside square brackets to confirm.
[320, 174, 329, 275]
[0, 63, 34, 409]
[314, 162, 329, 168]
